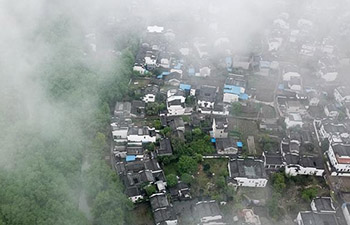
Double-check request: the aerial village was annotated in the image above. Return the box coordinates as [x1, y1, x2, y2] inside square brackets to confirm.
[108, 2, 350, 225]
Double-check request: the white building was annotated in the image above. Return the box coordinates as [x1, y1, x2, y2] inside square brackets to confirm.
[127, 126, 156, 143]
[212, 117, 228, 139]
[284, 155, 324, 177]
[167, 89, 186, 116]
[133, 65, 147, 75]
[198, 85, 216, 110]
[318, 121, 349, 143]
[228, 158, 268, 188]
[327, 143, 350, 176]
[147, 25, 164, 33]
[283, 72, 302, 92]
[112, 126, 128, 143]
[285, 113, 303, 129]
[142, 85, 158, 103]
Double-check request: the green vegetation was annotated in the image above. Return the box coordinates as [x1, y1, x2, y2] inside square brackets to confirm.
[301, 187, 318, 202]
[144, 184, 157, 196]
[191, 159, 229, 199]
[166, 174, 178, 187]
[231, 102, 242, 116]
[180, 173, 194, 185]
[178, 156, 198, 175]
[0, 11, 137, 225]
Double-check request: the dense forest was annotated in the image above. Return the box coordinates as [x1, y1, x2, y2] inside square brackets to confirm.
[0, 4, 138, 225]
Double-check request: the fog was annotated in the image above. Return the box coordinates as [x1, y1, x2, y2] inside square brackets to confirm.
[0, 0, 349, 224]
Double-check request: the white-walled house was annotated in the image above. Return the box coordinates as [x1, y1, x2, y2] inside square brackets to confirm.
[142, 85, 159, 103]
[127, 126, 156, 143]
[212, 117, 228, 139]
[285, 113, 303, 129]
[167, 89, 186, 116]
[318, 122, 349, 142]
[112, 125, 128, 143]
[284, 155, 324, 176]
[327, 143, 350, 176]
[228, 158, 268, 188]
[198, 85, 216, 110]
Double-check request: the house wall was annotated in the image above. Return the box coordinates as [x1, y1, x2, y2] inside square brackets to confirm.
[129, 195, 144, 203]
[223, 93, 239, 103]
[289, 84, 302, 92]
[112, 129, 128, 142]
[133, 65, 146, 75]
[296, 212, 303, 225]
[266, 164, 284, 170]
[285, 165, 324, 176]
[127, 135, 156, 143]
[328, 145, 350, 173]
[143, 94, 156, 103]
[285, 118, 303, 129]
[198, 100, 214, 109]
[212, 110, 229, 116]
[167, 105, 185, 116]
[233, 177, 268, 187]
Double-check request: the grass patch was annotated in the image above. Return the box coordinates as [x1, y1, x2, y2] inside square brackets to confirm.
[191, 158, 229, 199]
[163, 163, 178, 176]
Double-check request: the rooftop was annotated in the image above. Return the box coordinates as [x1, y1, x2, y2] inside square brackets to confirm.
[198, 85, 216, 102]
[158, 139, 173, 156]
[312, 197, 335, 213]
[150, 193, 169, 211]
[229, 158, 267, 179]
[299, 211, 338, 225]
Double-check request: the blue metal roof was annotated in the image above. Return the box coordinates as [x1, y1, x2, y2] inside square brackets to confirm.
[126, 155, 136, 162]
[224, 85, 242, 95]
[237, 142, 243, 148]
[188, 68, 195, 75]
[157, 71, 171, 79]
[179, 84, 191, 91]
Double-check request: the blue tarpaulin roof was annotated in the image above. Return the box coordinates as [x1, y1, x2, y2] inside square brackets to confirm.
[239, 93, 249, 100]
[278, 84, 284, 90]
[237, 142, 243, 148]
[211, 138, 216, 143]
[180, 84, 191, 91]
[157, 71, 171, 79]
[173, 63, 182, 70]
[126, 155, 136, 162]
[188, 68, 195, 75]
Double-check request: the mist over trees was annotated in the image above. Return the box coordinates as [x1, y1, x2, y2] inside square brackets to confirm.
[0, 0, 138, 224]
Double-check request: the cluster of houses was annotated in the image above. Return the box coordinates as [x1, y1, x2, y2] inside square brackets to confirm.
[109, 4, 350, 222]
